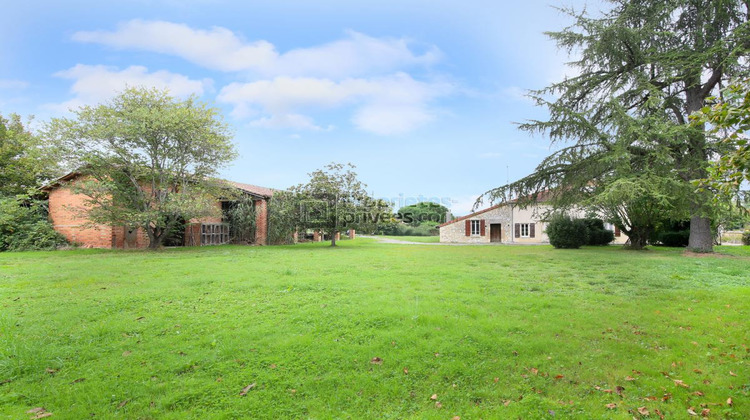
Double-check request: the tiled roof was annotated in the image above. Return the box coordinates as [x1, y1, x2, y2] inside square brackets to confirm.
[439, 190, 554, 228]
[225, 181, 275, 198]
[42, 171, 275, 198]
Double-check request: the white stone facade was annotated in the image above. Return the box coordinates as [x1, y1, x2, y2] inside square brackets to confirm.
[439, 203, 628, 245]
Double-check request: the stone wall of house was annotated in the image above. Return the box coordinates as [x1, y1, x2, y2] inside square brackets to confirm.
[439, 206, 513, 243]
[441, 202, 630, 245]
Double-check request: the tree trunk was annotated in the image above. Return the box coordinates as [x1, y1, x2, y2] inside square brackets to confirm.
[626, 227, 650, 250]
[330, 230, 337, 247]
[683, 86, 715, 253]
[147, 226, 164, 250]
[688, 214, 713, 252]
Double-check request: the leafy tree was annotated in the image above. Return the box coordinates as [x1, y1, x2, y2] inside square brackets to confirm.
[0, 196, 67, 251]
[694, 79, 750, 202]
[267, 190, 303, 245]
[292, 163, 383, 246]
[0, 113, 61, 196]
[397, 202, 451, 226]
[44, 87, 237, 249]
[483, 0, 750, 253]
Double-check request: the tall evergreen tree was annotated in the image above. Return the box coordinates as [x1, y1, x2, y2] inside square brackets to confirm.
[483, 0, 750, 252]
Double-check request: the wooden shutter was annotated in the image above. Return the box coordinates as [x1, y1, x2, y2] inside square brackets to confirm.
[465, 220, 471, 236]
[480, 220, 486, 236]
[614, 226, 621, 237]
[515, 223, 520, 238]
[530, 223, 535, 238]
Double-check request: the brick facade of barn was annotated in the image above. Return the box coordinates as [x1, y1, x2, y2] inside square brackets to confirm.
[43, 172, 273, 249]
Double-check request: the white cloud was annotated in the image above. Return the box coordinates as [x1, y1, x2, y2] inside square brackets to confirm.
[47, 64, 211, 112]
[73, 21, 440, 78]
[0, 79, 29, 89]
[218, 73, 452, 134]
[249, 114, 326, 131]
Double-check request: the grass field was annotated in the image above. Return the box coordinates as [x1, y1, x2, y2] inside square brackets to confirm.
[2, 240, 749, 419]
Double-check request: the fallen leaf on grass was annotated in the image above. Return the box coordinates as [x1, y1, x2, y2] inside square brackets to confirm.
[601, 389, 613, 394]
[117, 400, 129, 408]
[70, 378, 85, 384]
[554, 375, 564, 380]
[625, 376, 636, 381]
[727, 397, 733, 406]
[644, 396, 658, 401]
[674, 379, 689, 388]
[403, 368, 408, 375]
[493, 377, 499, 383]
[452, 417, 460, 420]
[687, 407, 698, 416]
[45, 368, 57, 375]
[135, 316, 145, 321]
[692, 391, 704, 396]
[239, 383, 256, 396]
[662, 393, 672, 401]
[700, 408, 710, 417]
[729, 371, 737, 376]
[122, 351, 131, 357]
[615, 386, 625, 396]
[654, 408, 665, 419]
[605, 403, 617, 409]
[637, 406, 649, 416]
[27, 408, 46, 414]
[31, 414, 53, 419]
[503, 400, 511, 406]
[370, 357, 383, 365]
[529, 368, 539, 375]
[435, 401, 442, 408]
[269, 364, 277, 369]
[693, 369, 703, 374]
[430, 394, 438, 400]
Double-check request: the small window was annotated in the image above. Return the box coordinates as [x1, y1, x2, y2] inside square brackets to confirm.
[470, 220, 481, 235]
[520, 223, 530, 237]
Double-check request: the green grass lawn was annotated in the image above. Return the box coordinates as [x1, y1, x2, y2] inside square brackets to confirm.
[377, 235, 440, 243]
[1, 241, 749, 419]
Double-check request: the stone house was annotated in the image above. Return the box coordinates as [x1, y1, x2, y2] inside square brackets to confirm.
[42, 171, 273, 249]
[438, 199, 627, 245]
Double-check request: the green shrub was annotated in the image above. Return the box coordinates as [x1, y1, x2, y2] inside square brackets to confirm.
[659, 230, 690, 247]
[546, 214, 588, 249]
[588, 228, 615, 246]
[582, 217, 614, 245]
[0, 197, 68, 251]
[375, 221, 438, 236]
[742, 230, 750, 246]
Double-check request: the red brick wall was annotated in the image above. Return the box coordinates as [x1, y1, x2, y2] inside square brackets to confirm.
[254, 199, 268, 245]
[48, 181, 115, 248]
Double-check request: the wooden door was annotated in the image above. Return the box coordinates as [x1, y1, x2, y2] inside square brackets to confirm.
[490, 224, 502, 243]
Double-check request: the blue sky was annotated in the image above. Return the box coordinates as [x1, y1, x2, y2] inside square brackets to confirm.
[1, 0, 606, 215]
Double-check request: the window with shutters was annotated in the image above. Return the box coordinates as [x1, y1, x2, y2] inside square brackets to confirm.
[470, 220, 481, 235]
[520, 223, 530, 237]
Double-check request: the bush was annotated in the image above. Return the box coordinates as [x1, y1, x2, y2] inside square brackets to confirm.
[588, 228, 615, 246]
[0, 197, 68, 251]
[659, 230, 690, 247]
[742, 230, 750, 246]
[582, 217, 615, 245]
[375, 221, 438, 236]
[546, 214, 588, 249]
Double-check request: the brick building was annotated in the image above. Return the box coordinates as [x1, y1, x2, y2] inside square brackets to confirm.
[42, 172, 274, 249]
